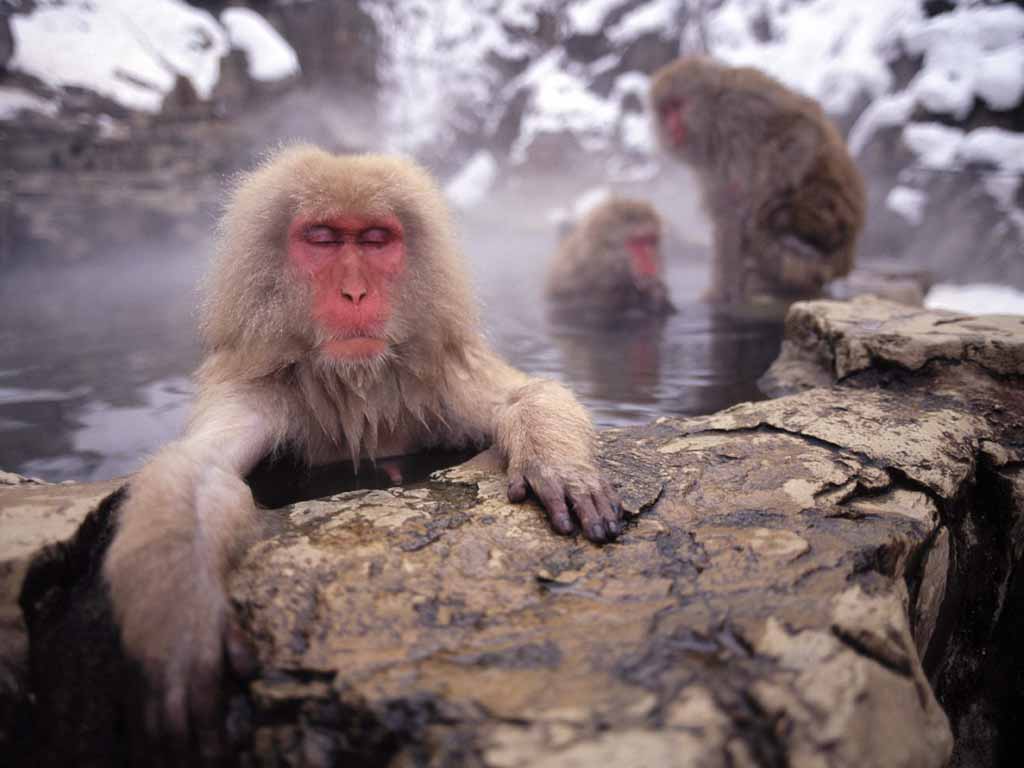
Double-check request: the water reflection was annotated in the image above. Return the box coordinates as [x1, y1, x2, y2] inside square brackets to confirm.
[0, 227, 784, 483]
[545, 304, 783, 426]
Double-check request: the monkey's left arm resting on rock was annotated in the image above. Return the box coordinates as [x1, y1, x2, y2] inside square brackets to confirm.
[456, 348, 624, 542]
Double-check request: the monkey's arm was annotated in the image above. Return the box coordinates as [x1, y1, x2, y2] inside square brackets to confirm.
[454, 347, 623, 542]
[104, 384, 284, 745]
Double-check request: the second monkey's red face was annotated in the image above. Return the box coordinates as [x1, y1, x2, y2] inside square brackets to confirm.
[626, 230, 661, 283]
[658, 98, 687, 148]
[287, 214, 406, 361]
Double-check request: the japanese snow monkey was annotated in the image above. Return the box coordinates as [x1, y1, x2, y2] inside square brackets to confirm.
[650, 56, 866, 302]
[546, 198, 675, 318]
[103, 146, 623, 745]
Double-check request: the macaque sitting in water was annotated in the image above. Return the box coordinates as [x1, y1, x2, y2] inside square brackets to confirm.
[103, 145, 624, 751]
[650, 56, 866, 304]
[546, 198, 675, 320]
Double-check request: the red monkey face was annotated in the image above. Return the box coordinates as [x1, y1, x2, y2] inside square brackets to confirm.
[626, 230, 661, 284]
[287, 214, 406, 361]
[658, 98, 687, 148]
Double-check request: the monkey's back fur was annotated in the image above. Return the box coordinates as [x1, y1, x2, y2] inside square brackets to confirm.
[650, 57, 866, 300]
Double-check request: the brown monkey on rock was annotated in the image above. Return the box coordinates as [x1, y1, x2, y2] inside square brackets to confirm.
[103, 146, 623, 749]
[650, 56, 865, 303]
[547, 198, 675, 320]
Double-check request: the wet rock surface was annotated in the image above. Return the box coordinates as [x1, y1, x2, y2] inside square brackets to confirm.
[3, 298, 1024, 766]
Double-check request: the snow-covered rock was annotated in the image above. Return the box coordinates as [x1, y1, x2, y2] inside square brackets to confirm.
[5, 0, 298, 116]
[9, 0, 229, 113]
[221, 8, 300, 83]
[925, 283, 1024, 316]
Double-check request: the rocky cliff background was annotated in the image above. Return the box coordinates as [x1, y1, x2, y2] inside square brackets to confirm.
[1, 0, 1023, 286]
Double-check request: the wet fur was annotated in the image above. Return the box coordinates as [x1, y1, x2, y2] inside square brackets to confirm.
[104, 146, 610, 736]
[546, 198, 673, 315]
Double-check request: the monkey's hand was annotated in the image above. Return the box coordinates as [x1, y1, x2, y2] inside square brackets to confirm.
[496, 380, 624, 543]
[104, 452, 259, 755]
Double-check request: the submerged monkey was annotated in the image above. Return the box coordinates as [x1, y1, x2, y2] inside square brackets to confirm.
[650, 56, 865, 303]
[104, 146, 624, 747]
[547, 198, 675, 319]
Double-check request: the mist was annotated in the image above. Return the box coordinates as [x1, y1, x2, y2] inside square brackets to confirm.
[2, 0, 1022, 482]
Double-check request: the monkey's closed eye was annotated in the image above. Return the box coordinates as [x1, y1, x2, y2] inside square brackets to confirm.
[304, 225, 344, 245]
[659, 98, 683, 117]
[358, 227, 393, 247]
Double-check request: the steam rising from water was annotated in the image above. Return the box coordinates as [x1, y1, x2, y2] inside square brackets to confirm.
[0, 165, 782, 484]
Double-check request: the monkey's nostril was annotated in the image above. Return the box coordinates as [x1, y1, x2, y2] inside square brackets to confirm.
[342, 288, 368, 304]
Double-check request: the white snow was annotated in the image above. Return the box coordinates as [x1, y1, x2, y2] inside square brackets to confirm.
[959, 128, 1024, 175]
[9, 0, 228, 113]
[705, 0, 919, 116]
[886, 186, 927, 227]
[221, 8, 299, 82]
[567, 0, 626, 36]
[0, 87, 57, 120]
[500, 0, 550, 28]
[510, 53, 620, 163]
[850, 2, 1024, 153]
[608, 0, 677, 45]
[847, 91, 916, 156]
[903, 3, 1024, 118]
[925, 284, 1024, 316]
[902, 122, 964, 169]
[445, 151, 498, 209]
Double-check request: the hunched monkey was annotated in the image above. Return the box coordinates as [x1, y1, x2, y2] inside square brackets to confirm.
[103, 146, 623, 745]
[650, 56, 865, 302]
[547, 198, 675, 318]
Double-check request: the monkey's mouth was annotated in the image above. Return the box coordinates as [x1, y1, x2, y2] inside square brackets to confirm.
[320, 336, 388, 360]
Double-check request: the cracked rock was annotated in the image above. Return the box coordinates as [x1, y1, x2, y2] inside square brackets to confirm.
[3, 298, 1024, 766]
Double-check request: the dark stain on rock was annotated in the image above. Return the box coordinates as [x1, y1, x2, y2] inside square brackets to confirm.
[449, 640, 562, 669]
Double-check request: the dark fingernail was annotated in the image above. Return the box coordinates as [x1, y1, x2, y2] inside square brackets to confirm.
[508, 480, 526, 503]
[588, 521, 606, 542]
[607, 519, 622, 537]
[556, 515, 575, 535]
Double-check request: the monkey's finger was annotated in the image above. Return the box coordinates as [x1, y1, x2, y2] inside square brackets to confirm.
[145, 691, 165, 747]
[593, 491, 622, 538]
[189, 655, 224, 730]
[530, 475, 575, 536]
[163, 677, 191, 744]
[507, 474, 529, 503]
[381, 463, 403, 485]
[225, 618, 259, 680]
[189, 658, 226, 765]
[571, 491, 607, 542]
[600, 479, 626, 518]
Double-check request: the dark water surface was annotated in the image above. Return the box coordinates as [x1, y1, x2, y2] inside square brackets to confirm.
[0, 228, 783, 483]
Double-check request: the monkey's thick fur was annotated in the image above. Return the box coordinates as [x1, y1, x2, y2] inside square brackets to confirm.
[650, 56, 866, 302]
[547, 198, 674, 317]
[104, 146, 621, 741]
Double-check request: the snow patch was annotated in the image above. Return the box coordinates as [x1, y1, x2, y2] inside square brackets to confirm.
[886, 186, 927, 227]
[903, 3, 1024, 118]
[902, 122, 964, 169]
[221, 8, 300, 82]
[511, 53, 619, 163]
[9, 0, 228, 113]
[567, 0, 625, 36]
[609, 0, 678, 45]
[925, 284, 1024, 316]
[706, 0, 919, 116]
